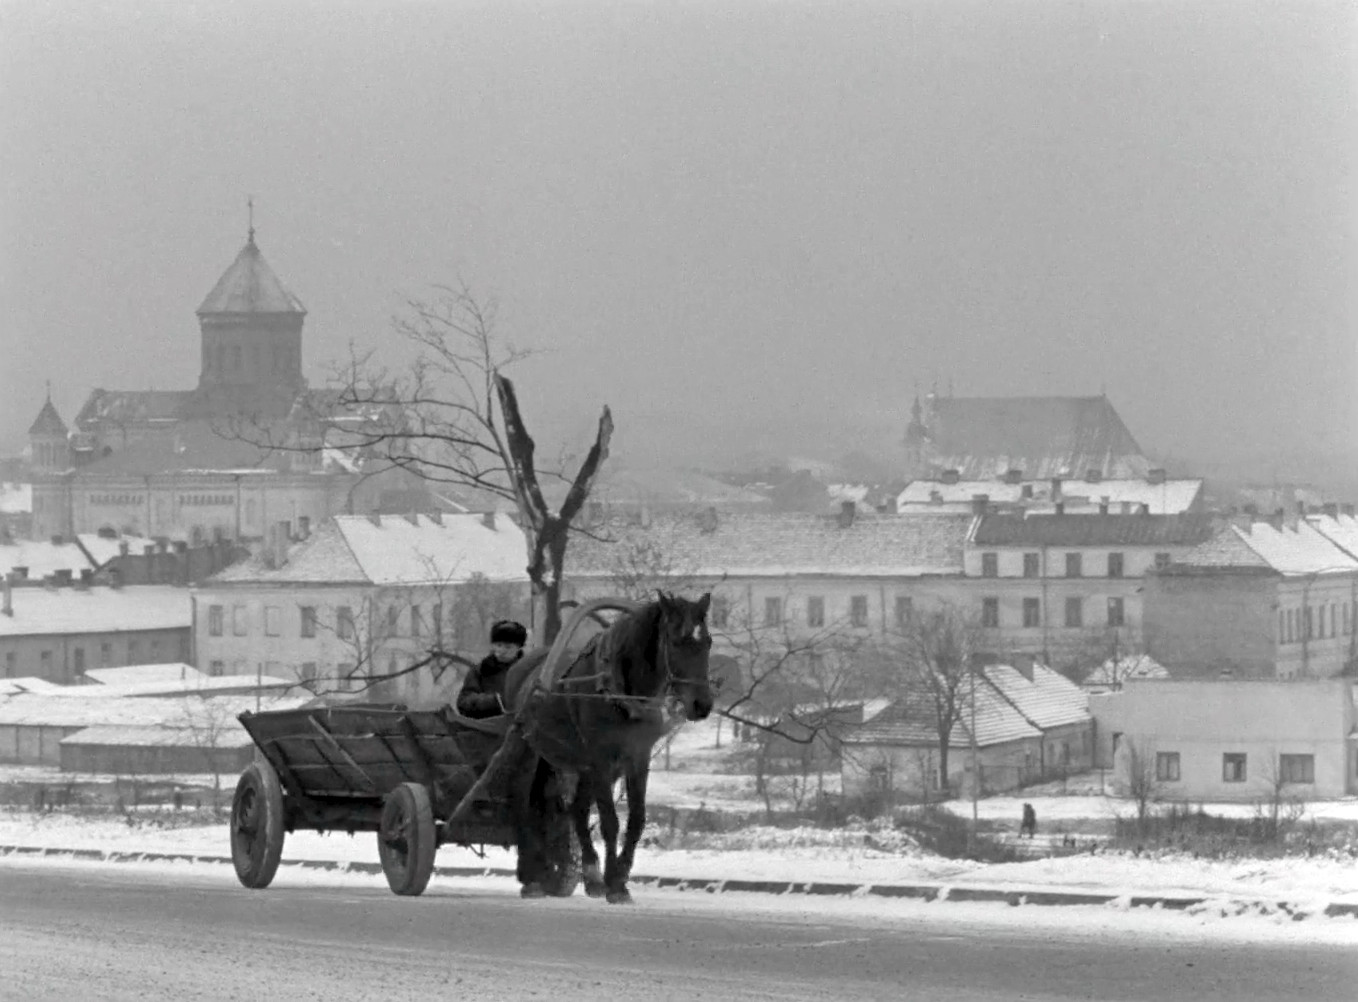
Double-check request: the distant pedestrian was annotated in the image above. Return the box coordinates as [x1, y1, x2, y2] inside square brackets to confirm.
[1020, 802, 1037, 839]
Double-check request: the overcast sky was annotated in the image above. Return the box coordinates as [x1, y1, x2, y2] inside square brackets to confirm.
[1, 1, 1354, 473]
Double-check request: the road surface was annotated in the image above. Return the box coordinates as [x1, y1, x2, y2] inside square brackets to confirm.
[1, 861, 1354, 1001]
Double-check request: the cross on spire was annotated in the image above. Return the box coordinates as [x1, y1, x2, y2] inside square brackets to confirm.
[247, 195, 255, 245]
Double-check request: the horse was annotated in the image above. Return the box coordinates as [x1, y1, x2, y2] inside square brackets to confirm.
[502, 591, 715, 903]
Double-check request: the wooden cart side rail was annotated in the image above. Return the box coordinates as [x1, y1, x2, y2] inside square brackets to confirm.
[307, 716, 379, 792]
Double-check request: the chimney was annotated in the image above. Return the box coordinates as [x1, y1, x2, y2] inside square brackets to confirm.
[368, 511, 382, 527]
[173, 540, 187, 554]
[1243, 503, 1258, 518]
[3, 573, 12, 616]
[877, 495, 898, 515]
[1098, 497, 1110, 515]
[929, 489, 943, 504]
[54, 568, 72, 586]
[1138, 503, 1151, 516]
[298, 515, 312, 537]
[426, 512, 441, 527]
[1004, 468, 1023, 485]
[970, 494, 990, 517]
[1344, 503, 1356, 518]
[273, 520, 290, 567]
[837, 500, 856, 528]
[12, 566, 28, 580]
[1322, 502, 1338, 520]
[1020, 484, 1034, 500]
[1296, 499, 1308, 518]
[941, 469, 960, 485]
[1084, 469, 1102, 483]
[109, 567, 122, 589]
[1269, 508, 1285, 530]
[482, 510, 497, 531]
[155, 537, 169, 554]
[1147, 468, 1167, 485]
[1054, 501, 1065, 515]
[78, 568, 93, 589]
[118, 541, 129, 556]
[1051, 477, 1063, 500]
[1011, 651, 1036, 682]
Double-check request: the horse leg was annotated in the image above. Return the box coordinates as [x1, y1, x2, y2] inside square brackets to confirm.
[573, 776, 605, 898]
[512, 757, 551, 898]
[612, 762, 649, 902]
[594, 774, 626, 904]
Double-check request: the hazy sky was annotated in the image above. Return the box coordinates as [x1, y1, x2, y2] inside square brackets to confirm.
[1, 1, 1354, 473]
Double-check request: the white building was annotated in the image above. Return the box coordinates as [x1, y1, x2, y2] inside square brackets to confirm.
[193, 512, 530, 703]
[1091, 677, 1358, 800]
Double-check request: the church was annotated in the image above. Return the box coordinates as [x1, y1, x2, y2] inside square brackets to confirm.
[27, 224, 427, 544]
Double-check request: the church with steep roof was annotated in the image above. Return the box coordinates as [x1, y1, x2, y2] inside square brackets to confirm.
[26, 224, 429, 544]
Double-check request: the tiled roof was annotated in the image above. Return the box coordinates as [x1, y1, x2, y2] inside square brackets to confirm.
[565, 510, 972, 579]
[898, 477, 1201, 515]
[1174, 522, 1358, 576]
[197, 237, 306, 315]
[0, 585, 191, 638]
[922, 396, 1150, 480]
[74, 389, 196, 429]
[971, 513, 1215, 547]
[29, 399, 68, 436]
[0, 534, 143, 578]
[844, 662, 1088, 748]
[206, 513, 529, 587]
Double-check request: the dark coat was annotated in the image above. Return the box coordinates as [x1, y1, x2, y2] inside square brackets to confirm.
[456, 652, 520, 718]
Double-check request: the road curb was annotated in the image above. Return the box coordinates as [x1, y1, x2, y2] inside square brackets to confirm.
[3, 843, 1355, 919]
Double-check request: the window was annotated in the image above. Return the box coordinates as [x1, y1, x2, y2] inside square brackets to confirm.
[982, 597, 999, 628]
[710, 596, 730, 629]
[894, 595, 912, 628]
[1222, 753, 1247, 783]
[149, 639, 161, 661]
[850, 595, 869, 627]
[338, 663, 356, 688]
[1107, 552, 1124, 578]
[39, 649, 53, 674]
[232, 605, 248, 636]
[264, 606, 281, 637]
[1155, 752, 1181, 782]
[981, 552, 998, 578]
[100, 642, 112, 667]
[1064, 597, 1083, 628]
[1022, 553, 1039, 578]
[1154, 552, 1171, 570]
[1305, 606, 1313, 639]
[301, 661, 319, 683]
[1022, 597, 1041, 628]
[209, 660, 224, 677]
[126, 640, 139, 663]
[337, 606, 355, 640]
[1065, 553, 1082, 578]
[4, 652, 14, 677]
[868, 765, 889, 791]
[806, 596, 825, 628]
[1107, 597, 1125, 627]
[411, 604, 424, 640]
[208, 604, 224, 637]
[387, 605, 402, 637]
[431, 603, 443, 642]
[763, 597, 783, 627]
[1279, 754, 1315, 784]
[300, 606, 317, 638]
[1279, 610, 1286, 644]
[73, 647, 85, 673]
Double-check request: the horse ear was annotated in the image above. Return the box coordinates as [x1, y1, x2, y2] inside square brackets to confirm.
[655, 589, 672, 610]
[697, 592, 711, 616]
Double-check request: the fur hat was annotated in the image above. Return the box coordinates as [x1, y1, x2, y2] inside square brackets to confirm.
[489, 620, 528, 646]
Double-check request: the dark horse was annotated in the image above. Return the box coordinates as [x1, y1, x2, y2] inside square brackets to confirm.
[502, 592, 714, 903]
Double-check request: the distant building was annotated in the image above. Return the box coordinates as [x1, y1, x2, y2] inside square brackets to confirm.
[902, 393, 1151, 482]
[896, 468, 1204, 515]
[1143, 514, 1358, 680]
[1091, 677, 1358, 800]
[841, 660, 1091, 798]
[193, 513, 531, 703]
[26, 224, 438, 543]
[964, 511, 1216, 672]
[0, 583, 192, 683]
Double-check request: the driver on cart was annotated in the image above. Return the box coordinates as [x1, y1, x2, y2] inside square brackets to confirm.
[455, 619, 527, 719]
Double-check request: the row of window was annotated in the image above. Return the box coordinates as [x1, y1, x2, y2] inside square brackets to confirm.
[979, 551, 1172, 579]
[980, 596, 1125, 629]
[1278, 601, 1355, 645]
[711, 594, 914, 630]
[1154, 751, 1315, 785]
[3, 636, 189, 679]
[208, 602, 468, 641]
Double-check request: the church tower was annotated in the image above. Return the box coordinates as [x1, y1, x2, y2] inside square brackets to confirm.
[194, 215, 306, 415]
[28, 392, 70, 472]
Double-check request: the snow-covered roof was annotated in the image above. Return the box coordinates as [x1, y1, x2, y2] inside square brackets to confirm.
[68, 665, 294, 698]
[1081, 654, 1169, 688]
[897, 477, 1202, 514]
[0, 692, 307, 729]
[844, 662, 1089, 748]
[205, 513, 529, 587]
[0, 585, 191, 638]
[59, 724, 256, 749]
[1175, 521, 1358, 576]
[567, 510, 971, 579]
[1306, 513, 1358, 562]
[84, 663, 206, 686]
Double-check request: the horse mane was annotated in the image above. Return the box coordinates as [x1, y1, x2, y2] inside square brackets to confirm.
[591, 598, 664, 695]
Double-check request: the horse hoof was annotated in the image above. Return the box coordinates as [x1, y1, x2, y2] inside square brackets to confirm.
[584, 880, 607, 898]
[605, 889, 634, 905]
[520, 882, 546, 899]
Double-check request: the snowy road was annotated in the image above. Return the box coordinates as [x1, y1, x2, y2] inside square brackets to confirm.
[2, 860, 1356, 1001]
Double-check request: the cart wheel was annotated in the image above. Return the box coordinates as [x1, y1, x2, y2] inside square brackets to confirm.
[378, 782, 436, 896]
[543, 812, 581, 898]
[230, 761, 285, 889]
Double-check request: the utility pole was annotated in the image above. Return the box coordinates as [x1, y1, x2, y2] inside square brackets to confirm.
[969, 658, 979, 852]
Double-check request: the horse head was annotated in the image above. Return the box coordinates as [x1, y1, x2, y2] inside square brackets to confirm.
[655, 590, 714, 721]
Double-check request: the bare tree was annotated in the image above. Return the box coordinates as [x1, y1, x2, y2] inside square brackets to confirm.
[177, 696, 240, 810]
[870, 604, 981, 796]
[1255, 749, 1308, 841]
[230, 283, 614, 644]
[1118, 737, 1160, 832]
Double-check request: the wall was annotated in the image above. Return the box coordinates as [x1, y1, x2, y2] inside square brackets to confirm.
[1, 628, 191, 683]
[0, 725, 78, 765]
[1090, 678, 1357, 800]
[59, 742, 253, 775]
[1142, 571, 1280, 678]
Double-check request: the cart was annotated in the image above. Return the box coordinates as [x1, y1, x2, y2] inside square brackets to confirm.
[228, 599, 633, 896]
